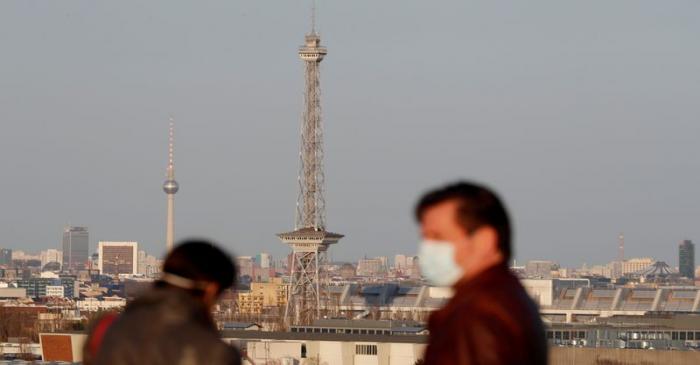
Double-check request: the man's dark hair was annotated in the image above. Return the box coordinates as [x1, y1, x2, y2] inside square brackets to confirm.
[415, 181, 512, 261]
[162, 239, 237, 293]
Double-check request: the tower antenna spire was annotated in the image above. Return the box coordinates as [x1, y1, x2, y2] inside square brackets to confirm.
[167, 117, 175, 179]
[311, 0, 317, 34]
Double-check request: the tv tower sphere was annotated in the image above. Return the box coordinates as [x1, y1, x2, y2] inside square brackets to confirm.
[163, 179, 179, 194]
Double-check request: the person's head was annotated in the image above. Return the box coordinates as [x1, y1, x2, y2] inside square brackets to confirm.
[159, 239, 237, 309]
[415, 181, 511, 286]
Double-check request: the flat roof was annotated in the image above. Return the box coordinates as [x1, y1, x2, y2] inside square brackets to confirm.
[221, 330, 428, 344]
[548, 314, 700, 330]
[303, 319, 423, 329]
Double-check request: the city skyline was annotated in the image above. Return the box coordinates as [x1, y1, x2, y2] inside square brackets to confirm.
[1, 2, 700, 267]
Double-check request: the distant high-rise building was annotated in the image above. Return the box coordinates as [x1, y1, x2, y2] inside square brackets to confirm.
[406, 256, 415, 268]
[256, 253, 272, 269]
[137, 250, 147, 275]
[0, 248, 12, 266]
[394, 254, 408, 270]
[98, 241, 138, 276]
[679, 239, 695, 279]
[135, 252, 161, 277]
[408, 256, 421, 279]
[376, 256, 389, 272]
[236, 256, 254, 279]
[62, 226, 89, 272]
[90, 252, 99, 270]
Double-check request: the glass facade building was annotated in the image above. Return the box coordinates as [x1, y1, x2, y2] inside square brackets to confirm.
[16, 277, 78, 298]
[0, 248, 12, 266]
[62, 226, 89, 272]
[679, 240, 695, 280]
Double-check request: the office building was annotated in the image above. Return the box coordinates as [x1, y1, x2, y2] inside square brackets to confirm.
[0, 287, 26, 299]
[377, 256, 389, 272]
[679, 240, 695, 280]
[224, 321, 427, 365]
[236, 278, 289, 315]
[45, 285, 65, 298]
[0, 248, 11, 266]
[256, 252, 272, 269]
[357, 258, 385, 277]
[98, 241, 138, 276]
[339, 263, 356, 279]
[11, 250, 40, 261]
[62, 226, 89, 271]
[525, 260, 556, 278]
[237, 256, 254, 279]
[394, 254, 408, 271]
[16, 277, 78, 298]
[621, 257, 654, 275]
[131, 252, 161, 277]
[40, 249, 62, 268]
[77, 297, 127, 312]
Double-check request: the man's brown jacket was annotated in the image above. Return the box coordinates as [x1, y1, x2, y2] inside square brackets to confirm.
[424, 264, 548, 365]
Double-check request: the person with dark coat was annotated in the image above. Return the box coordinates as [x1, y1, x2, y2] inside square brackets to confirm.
[416, 182, 548, 365]
[86, 240, 242, 365]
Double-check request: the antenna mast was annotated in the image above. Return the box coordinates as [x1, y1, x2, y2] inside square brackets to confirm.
[167, 117, 175, 179]
[311, 0, 317, 34]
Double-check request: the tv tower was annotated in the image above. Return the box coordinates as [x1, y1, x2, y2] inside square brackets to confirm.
[162, 118, 179, 252]
[277, 2, 343, 325]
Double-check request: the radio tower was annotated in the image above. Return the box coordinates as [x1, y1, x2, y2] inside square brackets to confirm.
[162, 118, 179, 252]
[278, 1, 343, 325]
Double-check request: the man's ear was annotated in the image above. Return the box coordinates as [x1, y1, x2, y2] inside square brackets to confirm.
[203, 282, 220, 307]
[472, 226, 499, 253]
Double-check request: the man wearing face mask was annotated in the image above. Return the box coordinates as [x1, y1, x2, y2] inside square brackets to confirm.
[416, 182, 547, 365]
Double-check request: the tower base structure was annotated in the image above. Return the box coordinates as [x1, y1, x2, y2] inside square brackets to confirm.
[278, 227, 343, 325]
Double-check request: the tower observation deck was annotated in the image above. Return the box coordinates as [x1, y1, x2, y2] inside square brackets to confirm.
[278, 6, 343, 325]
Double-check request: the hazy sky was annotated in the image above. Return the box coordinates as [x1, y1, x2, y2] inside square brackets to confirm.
[1, 1, 699, 267]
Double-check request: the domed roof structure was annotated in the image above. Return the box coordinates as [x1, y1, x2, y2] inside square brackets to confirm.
[43, 261, 61, 271]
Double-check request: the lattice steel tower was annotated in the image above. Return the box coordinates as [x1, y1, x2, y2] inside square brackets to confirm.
[162, 118, 179, 253]
[278, 3, 343, 325]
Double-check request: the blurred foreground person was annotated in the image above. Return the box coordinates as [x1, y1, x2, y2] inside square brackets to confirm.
[416, 182, 547, 365]
[87, 240, 241, 365]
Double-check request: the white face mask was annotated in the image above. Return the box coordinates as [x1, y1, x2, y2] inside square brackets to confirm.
[418, 239, 464, 287]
